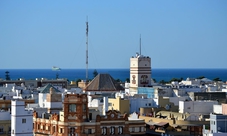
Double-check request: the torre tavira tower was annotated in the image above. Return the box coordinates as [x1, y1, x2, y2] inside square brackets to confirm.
[130, 52, 151, 88]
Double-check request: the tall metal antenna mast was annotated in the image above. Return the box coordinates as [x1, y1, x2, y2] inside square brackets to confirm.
[140, 34, 141, 55]
[86, 17, 89, 82]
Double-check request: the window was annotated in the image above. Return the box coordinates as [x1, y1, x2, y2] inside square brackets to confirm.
[8, 126, 11, 134]
[132, 127, 135, 132]
[83, 104, 86, 111]
[0, 127, 3, 134]
[69, 104, 76, 112]
[22, 118, 26, 123]
[149, 103, 151, 106]
[118, 126, 123, 134]
[53, 126, 55, 133]
[102, 127, 107, 135]
[110, 127, 115, 135]
[139, 127, 142, 132]
[70, 127, 75, 135]
[59, 128, 63, 133]
[89, 113, 92, 120]
[88, 129, 92, 134]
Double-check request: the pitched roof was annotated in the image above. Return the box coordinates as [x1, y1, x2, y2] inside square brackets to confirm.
[85, 73, 124, 91]
[37, 84, 61, 93]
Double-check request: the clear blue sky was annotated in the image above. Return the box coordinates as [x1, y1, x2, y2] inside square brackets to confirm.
[0, 0, 227, 69]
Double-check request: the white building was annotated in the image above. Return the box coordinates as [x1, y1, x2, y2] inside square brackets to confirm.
[181, 78, 201, 85]
[11, 100, 33, 136]
[115, 92, 156, 114]
[0, 83, 36, 102]
[213, 104, 222, 114]
[207, 85, 218, 92]
[169, 96, 188, 106]
[87, 95, 109, 115]
[203, 113, 227, 136]
[129, 97, 155, 113]
[179, 100, 218, 115]
[154, 86, 173, 98]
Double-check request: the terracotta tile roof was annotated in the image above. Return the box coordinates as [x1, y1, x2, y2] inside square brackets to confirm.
[84, 73, 124, 91]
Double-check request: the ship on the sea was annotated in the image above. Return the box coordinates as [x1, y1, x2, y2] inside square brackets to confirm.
[52, 66, 61, 71]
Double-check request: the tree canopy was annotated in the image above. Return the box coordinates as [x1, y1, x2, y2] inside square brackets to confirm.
[213, 77, 222, 82]
[93, 69, 98, 78]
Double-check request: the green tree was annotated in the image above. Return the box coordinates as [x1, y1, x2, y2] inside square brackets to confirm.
[115, 79, 121, 83]
[159, 80, 166, 84]
[213, 77, 222, 82]
[125, 78, 130, 83]
[76, 79, 81, 86]
[169, 77, 183, 83]
[197, 76, 205, 79]
[93, 69, 98, 78]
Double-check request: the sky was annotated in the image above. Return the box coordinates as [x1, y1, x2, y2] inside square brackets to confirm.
[0, 0, 227, 69]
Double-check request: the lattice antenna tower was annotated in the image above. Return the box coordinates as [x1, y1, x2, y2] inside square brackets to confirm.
[86, 17, 89, 82]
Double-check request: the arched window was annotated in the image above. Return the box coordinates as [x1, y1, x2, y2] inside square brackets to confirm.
[70, 127, 75, 135]
[118, 126, 123, 134]
[102, 127, 107, 135]
[110, 127, 115, 135]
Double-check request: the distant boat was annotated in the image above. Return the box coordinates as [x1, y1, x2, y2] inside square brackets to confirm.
[52, 66, 61, 71]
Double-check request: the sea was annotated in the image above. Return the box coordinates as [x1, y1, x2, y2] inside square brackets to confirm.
[0, 68, 227, 82]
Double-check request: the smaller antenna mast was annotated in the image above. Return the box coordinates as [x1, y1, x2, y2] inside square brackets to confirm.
[140, 34, 142, 55]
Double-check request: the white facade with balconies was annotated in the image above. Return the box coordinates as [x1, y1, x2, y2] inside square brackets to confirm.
[11, 100, 33, 136]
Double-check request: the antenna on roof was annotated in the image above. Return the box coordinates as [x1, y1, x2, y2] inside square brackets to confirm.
[140, 34, 142, 55]
[86, 17, 89, 82]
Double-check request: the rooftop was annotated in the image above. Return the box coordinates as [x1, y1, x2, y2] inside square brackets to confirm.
[85, 73, 124, 91]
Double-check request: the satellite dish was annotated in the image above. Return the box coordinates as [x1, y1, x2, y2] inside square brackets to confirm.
[218, 127, 221, 131]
